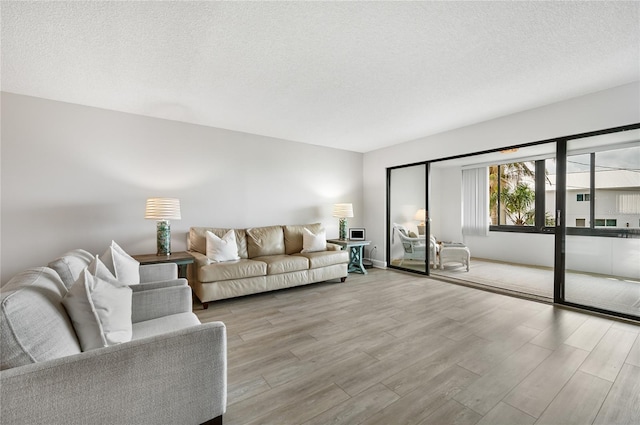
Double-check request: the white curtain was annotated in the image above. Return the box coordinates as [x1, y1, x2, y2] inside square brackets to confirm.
[462, 167, 489, 236]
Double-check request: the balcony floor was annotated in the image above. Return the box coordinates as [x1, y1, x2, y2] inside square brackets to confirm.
[394, 258, 639, 318]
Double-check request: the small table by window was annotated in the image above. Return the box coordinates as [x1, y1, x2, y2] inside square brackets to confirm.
[132, 251, 195, 279]
[327, 239, 371, 274]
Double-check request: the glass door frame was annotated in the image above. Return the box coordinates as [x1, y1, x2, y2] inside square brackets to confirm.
[554, 124, 640, 321]
[386, 161, 430, 275]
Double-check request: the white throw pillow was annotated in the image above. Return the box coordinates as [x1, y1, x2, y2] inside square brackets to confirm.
[301, 227, 327, 253]
[62, 257, 133, 351]
[101, 240, 140, 285]
[206, 230, 240, 263]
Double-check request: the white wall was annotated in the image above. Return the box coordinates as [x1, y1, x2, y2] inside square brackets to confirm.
[363, 82, 640, 268]
[0, 93, 363, 283]
[566, 235, 639, 278]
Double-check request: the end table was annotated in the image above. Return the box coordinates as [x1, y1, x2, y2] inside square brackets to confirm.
[327, 239, 371, 274]
[132, 251, 194, 279]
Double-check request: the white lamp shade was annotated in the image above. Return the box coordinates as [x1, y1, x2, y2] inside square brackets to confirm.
[145, 198, 181, 220]
[414, 209, 427, 222]
[332, 203, 354, 218]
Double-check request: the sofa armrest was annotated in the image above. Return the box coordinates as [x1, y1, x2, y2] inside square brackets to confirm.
[139, 263, 178, 282]
[0, 322, 227, 425]
[326, 243, 342, 251]
[190, 251, 209, 267]
[132, 284, 193, 323]
[132, 277, 188, 292]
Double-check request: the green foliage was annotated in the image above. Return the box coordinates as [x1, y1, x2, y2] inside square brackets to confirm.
[501, 182, 535, 226]
[490, 162, 536, 225]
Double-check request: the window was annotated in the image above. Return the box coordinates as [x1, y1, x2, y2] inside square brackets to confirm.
[490, 155, 555, 229]
[567, 144, 640, 232]
[490, 161, 536, 226]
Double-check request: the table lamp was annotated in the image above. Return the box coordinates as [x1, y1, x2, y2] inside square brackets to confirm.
[414, 208, 427, 235]
[145, 197, 181, 255]
[332, 203, 354, 240]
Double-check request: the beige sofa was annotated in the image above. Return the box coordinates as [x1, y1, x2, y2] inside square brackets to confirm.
[188, 223, 349, 308]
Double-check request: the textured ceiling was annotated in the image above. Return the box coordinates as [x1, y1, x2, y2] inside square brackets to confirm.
[2, 1, 639, 153]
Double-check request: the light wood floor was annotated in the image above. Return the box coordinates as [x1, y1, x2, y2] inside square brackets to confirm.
[195, 268, 640, 425]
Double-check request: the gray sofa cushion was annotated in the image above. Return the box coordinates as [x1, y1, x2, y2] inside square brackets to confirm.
[1, 267, 81, 370]
[47, 249, 94, 289]
[132, 312, 201, 340]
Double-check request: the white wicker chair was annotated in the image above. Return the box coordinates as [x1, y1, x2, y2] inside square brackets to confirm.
[392, 223, 438, 267]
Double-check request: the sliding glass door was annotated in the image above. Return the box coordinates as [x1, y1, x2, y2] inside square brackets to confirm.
[386, 123, 639, 321]
[561, 129, 640, 319]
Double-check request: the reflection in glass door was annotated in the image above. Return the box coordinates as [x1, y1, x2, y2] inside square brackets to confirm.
[388, 164, 427, 273]
[563, 129, 640, 319]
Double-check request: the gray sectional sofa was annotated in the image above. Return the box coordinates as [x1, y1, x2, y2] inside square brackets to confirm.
[1, 249, 227, 425]
[188, 223, 349, 308]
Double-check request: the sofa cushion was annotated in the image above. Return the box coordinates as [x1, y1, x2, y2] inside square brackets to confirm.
[101, 240, 140, 285]
[301, 227, 327, 253]
[1, 267, 81, 370]
[206, 230, 240, 263]
[63, 261, 133, 351]
[199, 259, 267, 282]
[284, 223, 323, 255]
[190, 227, 248, 259]
[48, 248, 95, 289]
[295, 250, 349, 269]
[253, 255, 309, 275]
[246, 225, 285, 258]
[132, 312, 201, 340]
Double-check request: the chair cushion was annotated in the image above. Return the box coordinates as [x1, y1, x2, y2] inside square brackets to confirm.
[48, 249, 95, 290]
[1, 267, 81, 370]
[246, 225, 285, 258]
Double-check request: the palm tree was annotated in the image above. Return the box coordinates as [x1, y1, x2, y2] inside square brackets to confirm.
[501, 182, 535, 225]
[489, 162, 535, 225]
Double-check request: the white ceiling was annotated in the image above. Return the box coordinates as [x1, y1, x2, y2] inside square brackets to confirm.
[2, 1, 639, 153]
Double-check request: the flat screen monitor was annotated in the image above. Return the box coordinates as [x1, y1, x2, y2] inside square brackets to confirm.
[349, 228, 365, 240]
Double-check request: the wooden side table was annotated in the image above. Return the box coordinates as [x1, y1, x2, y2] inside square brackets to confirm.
[132, 251, 195, 279]
[327, 239, 371, 274]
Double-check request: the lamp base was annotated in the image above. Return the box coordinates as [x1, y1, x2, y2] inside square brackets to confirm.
[156, 220, 171, 256]
[339, 218, 348, 240]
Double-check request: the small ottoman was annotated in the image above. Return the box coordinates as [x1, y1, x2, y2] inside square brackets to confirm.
[439, 243, 470, 271]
